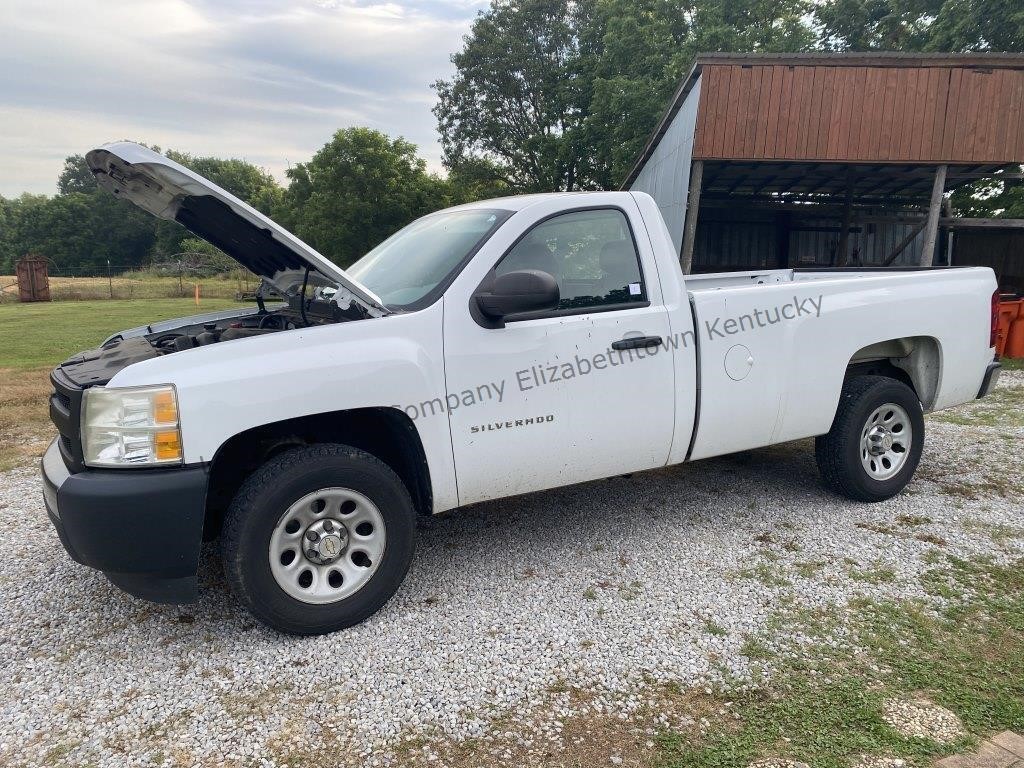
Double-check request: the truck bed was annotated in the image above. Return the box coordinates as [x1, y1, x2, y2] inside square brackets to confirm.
[682, 264, 996, 462]
[684, 266, 962, 293]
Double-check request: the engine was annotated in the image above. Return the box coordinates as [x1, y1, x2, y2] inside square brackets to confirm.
[149, 314, 289, 353]
[147, 293, 366, 353]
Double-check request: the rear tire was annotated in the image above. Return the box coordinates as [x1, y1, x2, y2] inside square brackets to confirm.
[815, 376, 924, 502]
[221, 444, 415, 635]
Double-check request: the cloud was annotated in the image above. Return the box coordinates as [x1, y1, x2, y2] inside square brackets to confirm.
[0, 0, 485, 196]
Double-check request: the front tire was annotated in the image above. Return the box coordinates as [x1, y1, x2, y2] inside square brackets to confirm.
[221, 444, 415, 635]
[815, 376, 924, 502]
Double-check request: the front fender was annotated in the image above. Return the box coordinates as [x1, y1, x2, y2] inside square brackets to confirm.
[107, 302, 459, 511]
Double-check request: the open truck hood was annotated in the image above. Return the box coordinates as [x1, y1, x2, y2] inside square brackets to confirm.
[85, 142, 388, 315]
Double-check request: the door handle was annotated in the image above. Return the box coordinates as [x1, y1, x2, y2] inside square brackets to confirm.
[611, 335, 663, 350]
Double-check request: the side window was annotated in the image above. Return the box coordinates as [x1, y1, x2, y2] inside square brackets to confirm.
[495, 209, 647, 312]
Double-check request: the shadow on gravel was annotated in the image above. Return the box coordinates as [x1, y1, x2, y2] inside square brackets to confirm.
[183, 438, 828, 629]
[38, 437, 828, 640]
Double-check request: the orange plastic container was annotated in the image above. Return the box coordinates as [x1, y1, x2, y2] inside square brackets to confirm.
[997, 299, 1024, 358]
[1006, 316, 1024, 358]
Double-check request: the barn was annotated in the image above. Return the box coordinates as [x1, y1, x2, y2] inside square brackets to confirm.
[624, 52, 1024, 293]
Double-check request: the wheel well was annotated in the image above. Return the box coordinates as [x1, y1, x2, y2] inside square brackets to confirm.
[845, 336, 941, 409]
[203, 408, 432, 540]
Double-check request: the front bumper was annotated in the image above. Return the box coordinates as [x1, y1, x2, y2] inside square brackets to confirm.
[40, 439, 208, 603]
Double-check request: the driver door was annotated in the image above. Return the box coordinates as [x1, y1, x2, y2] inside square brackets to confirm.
[442, 199, 675, 505]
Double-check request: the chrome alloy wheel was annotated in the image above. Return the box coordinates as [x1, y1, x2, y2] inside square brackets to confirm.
[860, 403, 913, 481]
[268, 487, 386, 604]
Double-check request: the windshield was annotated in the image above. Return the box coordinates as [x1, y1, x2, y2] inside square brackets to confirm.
[347, 208, 511, 309]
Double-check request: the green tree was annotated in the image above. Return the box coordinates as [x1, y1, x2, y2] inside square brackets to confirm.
[4, 194, 59, 272]
[445, 157, 514, 203]
[0, 196, 15, 273]
[433, 0, 597, 192]
[435, 0, 816, 191]
[56, 154, 97, 195]
[580, 0, 692, 188]
[52, 154, 158, 272]
[690, 0, 816, 52]
[950, 177, 1024, 217]
[278, 127, 453, 267]
[814, 0, 942, 50]
[814, 0, 1023, 51]
[927, 0, 1024, 51]
[11, 192, 155, 274]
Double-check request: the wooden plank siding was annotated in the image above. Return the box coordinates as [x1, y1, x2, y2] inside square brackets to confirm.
[693, 63, 1024, 163]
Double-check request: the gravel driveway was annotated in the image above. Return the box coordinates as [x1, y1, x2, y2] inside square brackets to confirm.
[1, 372, 1021, 768]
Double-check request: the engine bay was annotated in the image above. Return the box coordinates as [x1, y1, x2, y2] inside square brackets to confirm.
[56, 294, 371, 388]
[147, 293, 367, 354]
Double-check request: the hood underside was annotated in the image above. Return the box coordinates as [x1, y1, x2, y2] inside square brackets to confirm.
[85, 142, 388, 316]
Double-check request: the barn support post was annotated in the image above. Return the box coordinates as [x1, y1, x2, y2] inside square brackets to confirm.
[835, 168, 855, 266]
[941, 197, 953, 265]
[774, 211, 791, 269]
[679, 160, 703, 274]
[920, 164, 948, 267]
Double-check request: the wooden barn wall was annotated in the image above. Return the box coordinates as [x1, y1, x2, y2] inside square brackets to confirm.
[692, 208, 931, 272]
[952, 230, 1024, 294]
[693, 64, 1024, 163]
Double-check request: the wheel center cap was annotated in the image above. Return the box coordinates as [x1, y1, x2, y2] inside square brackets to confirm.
[317, 534, 343, 560]
[867, 426, 893, 455]
[302, 519, 348, 564]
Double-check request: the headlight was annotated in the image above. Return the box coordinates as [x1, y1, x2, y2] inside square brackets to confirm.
[83, 385, 183, 467]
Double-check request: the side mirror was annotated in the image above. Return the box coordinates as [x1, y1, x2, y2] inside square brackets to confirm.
[475, 269, 560, 321]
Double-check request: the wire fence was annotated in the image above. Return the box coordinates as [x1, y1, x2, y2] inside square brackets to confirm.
[0, 255, 264, 304]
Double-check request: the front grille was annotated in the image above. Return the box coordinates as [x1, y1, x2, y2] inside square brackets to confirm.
[49, 367, 85, 473]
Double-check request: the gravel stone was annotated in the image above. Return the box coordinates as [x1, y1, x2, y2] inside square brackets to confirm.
[882, 697, 967, 743]
[0, 372, 1020, 767]
[853, 756, 908, 768]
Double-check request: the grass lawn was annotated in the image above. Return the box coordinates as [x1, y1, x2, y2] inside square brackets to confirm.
[0, 297, 241, 369]
[932, 379, 1024, 429]
[653, 554, 1024, 768]
[0, 297, 242, 469]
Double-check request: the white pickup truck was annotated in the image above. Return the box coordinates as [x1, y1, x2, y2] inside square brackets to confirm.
[41, 143, 1001, 634]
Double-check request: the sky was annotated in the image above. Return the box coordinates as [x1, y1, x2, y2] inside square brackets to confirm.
[0, 0, 486, 197]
